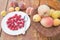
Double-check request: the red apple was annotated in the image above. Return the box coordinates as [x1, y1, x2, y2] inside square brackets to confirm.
[18, 1, 26, 10]
[26, 7, 34, 15]
[40, 17, 53, 28]
[9, 0, 18, 7]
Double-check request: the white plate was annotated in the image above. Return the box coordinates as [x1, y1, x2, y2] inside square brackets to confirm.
[1, 11, 30, 35]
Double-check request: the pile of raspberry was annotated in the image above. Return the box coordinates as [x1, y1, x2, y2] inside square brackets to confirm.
[7, 14, 25, 30]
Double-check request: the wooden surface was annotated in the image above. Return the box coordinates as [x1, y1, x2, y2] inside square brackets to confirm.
[0, 0, 48, 40]
[31, 9, 60, 37]
[0, 0, 8, 36]
[0, 0, 60, 40]
[40, 0, 60, 10]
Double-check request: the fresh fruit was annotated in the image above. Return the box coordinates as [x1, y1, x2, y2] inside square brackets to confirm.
[9, 0, 18, 7]
[26, 7, 34, 15]
[52, 11, 60, 19]
[1, 10, 7, 17]
[18, 1, 26, 10]
[40, 17, 53, 28]
[33, 14, 41, 22]
[53, 19, 60, 26]
[49, 9, 55, 16]
[38, 5, 50, 17]
[8, 7, 14, 12]
[15, 7, 20, 11]
[58, 11, 60, 18]
[7, 14, 25, 30]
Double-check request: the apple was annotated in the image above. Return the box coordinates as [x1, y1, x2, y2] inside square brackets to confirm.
[33, 14, 41, 22]
[26, 7, 34, 15]
[49, 9, 55, 16]
[8, 7, 14, 12]
[38, 5, 50, 17]
[52, 11, 60, 19]
[53, 19, 60, 26]
[15, 7, 20, 11]
[9, 0, 18, 7]
[1, 10, 7, 17]
[58, 11, 60, 18]
[18, 1, 26, 10]
[40, 17, 53, 28]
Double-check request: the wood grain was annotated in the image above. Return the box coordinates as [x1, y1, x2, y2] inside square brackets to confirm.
[31, 12, 60, 37]
[0, 0, 48, 40]
[0, 0, 60, 40]
[40, 0, 60, 10]
[0, 0, 8, 36]
[17, 0, 39, 9]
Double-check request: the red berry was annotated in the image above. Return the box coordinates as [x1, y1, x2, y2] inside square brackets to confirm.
[8, 25, 13, 30]
[14, 27, 18, 30]
[19, 15, 21, 17]
[15, 14, 18, 17]
[7, 21, 10, 24]
[11, 27, 15, 30]
[16, 16, 20, 20]
[21, 18, 24, 20]
[8, 17, 12, 20]
[7, 14, 25, 30]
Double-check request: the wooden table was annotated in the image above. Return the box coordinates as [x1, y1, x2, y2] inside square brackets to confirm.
[0, 0, 60, 40]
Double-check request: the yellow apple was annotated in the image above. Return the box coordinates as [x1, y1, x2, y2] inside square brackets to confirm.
[49, 9, 55, 16]
[52, 11, 60, 19]
[33, 14, 41, 22]
[8, 7, 14, 12]
[1, 10, 7, 17]
[53, 19, 60, 26]
[15, 7, 20, 11]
